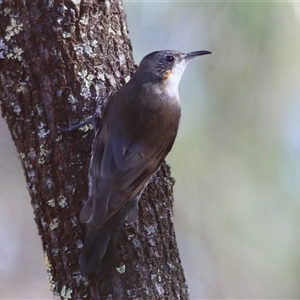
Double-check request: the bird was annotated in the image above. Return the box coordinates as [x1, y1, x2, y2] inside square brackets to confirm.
[79, 49, 211, 277]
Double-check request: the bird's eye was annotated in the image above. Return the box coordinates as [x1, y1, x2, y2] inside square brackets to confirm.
[165, 55, 174, 63]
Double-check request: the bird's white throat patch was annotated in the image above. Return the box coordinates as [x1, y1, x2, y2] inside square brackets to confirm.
[163, 60, 188, 102]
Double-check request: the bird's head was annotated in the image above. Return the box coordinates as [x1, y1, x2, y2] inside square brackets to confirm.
[135, 50, 211, 98]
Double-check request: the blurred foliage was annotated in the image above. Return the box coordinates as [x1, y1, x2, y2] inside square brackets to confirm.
[1, 2, 300, 298]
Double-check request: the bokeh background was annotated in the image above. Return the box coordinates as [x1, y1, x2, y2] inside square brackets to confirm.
[1, 1, 300, 299]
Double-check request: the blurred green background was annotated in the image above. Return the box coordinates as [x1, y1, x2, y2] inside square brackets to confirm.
[1, 1, 300, 299]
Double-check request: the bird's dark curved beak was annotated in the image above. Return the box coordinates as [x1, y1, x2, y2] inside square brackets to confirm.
[185, 50, 212, 60]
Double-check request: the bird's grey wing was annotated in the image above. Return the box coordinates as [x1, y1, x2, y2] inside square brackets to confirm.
[80, 124, 177, 228]
[79, 126, 106, 224]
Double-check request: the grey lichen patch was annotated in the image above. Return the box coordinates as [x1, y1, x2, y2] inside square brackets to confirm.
[155, 282, 165, 296]
[35, 104, 44, 116]
[7, 46, 24, 61]
[108, 26, 116, 36]
[73, 44, 84, 56]
[116, 264, 126, 274]
[164, 177, 174, 188]
[38, 123, 50, 139]
[74, 43, 96, 58]
[127, 289, 137, 298]
[47, 198, 55, 207]
[105, 74, 117, 89]
[115, 28, 122, 36]
[56, 88, 64, 98]
[70, 25, 76, 34]
[43, 177, 53, 190]
[96, 72, 105, 81]
[71, 216, 79, 227]
[132, 238, 141, 248]
[28, 147, 36, 159]
[79, 16, 89, 26]
[124, 75, 131, 83]
[27, 181, 37, 196]
[147, 238, 156, 247]
[79, 123, 93, 132]
[39, 144, 50, 157]
[5, 17, 23, 41]
[52, 248, 59, 255]
[145, 225, 156, 236]
[90, 39, 98, 47]
[0, 39, 8, 59]
[77, 69, 95, 88]
[76, 239, 83, 249]
[61, 285, 73, 300]
[71, 0, 81, 6]
[167, 262, 175, 270]
[128, 234, 135, 240]
[56, 134, 62, 142]
[58, 195, 67, 208]
[27, 169, 35, 179]
[17, 85, 26, 93]
[68, 94, 77, 104]
[13, 104, 21, 115]
[58, 4, 67, 14]
[62, 31, 71, 39]
[41, 218, 47, 227]
[49, 218, 59, 230]
[38, 157, 45, 164]
[19, 152, 26, 160]
[3, 7, 11, 16]
[105, 0, 111, 13]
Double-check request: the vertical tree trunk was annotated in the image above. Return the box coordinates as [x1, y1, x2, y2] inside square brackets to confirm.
[0, 1, 189, 298]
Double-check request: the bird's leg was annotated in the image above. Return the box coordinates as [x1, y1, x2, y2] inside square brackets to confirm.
[57, 113, 101, 133]
[57, 89, 112, 133]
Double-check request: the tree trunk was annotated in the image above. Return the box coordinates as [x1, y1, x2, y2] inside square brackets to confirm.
[0, 1, 189, 298]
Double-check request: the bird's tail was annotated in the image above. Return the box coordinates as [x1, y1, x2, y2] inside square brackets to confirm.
[79, 200, 136, 277]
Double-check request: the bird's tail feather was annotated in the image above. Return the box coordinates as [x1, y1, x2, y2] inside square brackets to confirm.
[79, 200, 135, 277]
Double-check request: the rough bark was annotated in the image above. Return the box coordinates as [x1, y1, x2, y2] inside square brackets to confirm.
[0, 0, 189, 299]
